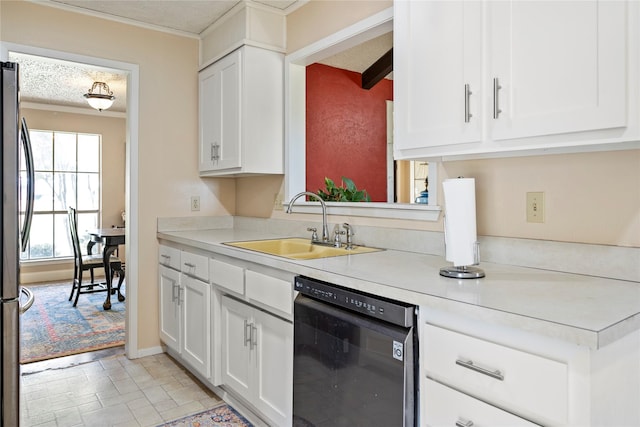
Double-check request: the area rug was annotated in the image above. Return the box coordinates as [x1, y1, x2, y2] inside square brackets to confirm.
[20, 282, 125, 364]
[159, 403, 253, 427]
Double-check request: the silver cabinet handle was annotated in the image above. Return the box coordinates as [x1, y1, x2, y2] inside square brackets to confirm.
[464, 83, 472, 123]
[456, 358, 504, 381]
[493, 78, 502, 119]
[161, 254, 170, 259]
[175, 286, 183, 306]
[171, 283, 177, 302]
[456, 417, 474, 427]
[250, 324, 257, 350]
[211, 142, 220, 161]
[183, 262, 195, 268]
[244, 320, 252, 347]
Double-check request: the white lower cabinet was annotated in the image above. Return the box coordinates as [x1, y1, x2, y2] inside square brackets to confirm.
[424, 379, 539, 427]
[221, 295, 293, 427]
[181, 274, 211, 379]
[158, 247, 211, 380]
[158, 265, 180, 353]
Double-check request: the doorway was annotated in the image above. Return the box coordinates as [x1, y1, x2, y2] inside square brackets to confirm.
[1, 42, 140, 359]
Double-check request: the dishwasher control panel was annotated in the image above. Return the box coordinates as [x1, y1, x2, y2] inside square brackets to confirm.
[294, 275, 415, 328]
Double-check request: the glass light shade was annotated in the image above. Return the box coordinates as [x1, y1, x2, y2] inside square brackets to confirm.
[84, 82, 115, 111]
[85, 96, 114, 111]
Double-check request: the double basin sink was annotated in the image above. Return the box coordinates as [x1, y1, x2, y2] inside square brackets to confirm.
[224, 237, 381, 260]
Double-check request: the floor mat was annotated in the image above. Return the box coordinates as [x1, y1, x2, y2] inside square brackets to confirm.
[158, 403, 253, 427]
[20, 282, 125, 364]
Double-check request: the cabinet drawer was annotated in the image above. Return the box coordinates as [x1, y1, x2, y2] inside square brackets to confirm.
[181, 251, 209, 281]
[245, 270, 292, 315]
[424, 378, 540, 427]
[424, 324, 568, 424]
[159, 245, 181, 270]
[210, 259, 244, 295]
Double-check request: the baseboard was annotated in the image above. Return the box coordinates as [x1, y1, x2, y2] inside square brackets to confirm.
[127, 345, 164, 359]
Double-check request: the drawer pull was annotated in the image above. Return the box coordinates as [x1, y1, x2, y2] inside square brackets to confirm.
[455, 417, 474, 427]
[455, 358, 504, 381]
[161, 254, 171, 259]
[183, 262, 196, 268]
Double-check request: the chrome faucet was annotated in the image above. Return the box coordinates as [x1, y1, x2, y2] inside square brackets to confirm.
[286, 192, 330, 243]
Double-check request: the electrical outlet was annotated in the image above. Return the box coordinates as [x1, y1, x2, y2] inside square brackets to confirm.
[190, 196, 200, 212]
[526, 192, 544, 223]
[273, 193, 284, 211]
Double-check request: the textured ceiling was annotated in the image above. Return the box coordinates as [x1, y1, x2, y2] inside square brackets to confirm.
[14, 0, 391, 113]
[10, 52, 128, 113]
[47, 0, 299, 35]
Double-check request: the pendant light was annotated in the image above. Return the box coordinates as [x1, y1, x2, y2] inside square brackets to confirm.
[84, 81, 115, 111]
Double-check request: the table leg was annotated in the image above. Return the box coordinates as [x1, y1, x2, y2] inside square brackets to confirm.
[102, 244, 117, 310]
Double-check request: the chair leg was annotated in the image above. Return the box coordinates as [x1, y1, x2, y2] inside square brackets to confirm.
[69, 268, 78, 301]
[73, 276, 82, 307]
[116, 270, 125, 302]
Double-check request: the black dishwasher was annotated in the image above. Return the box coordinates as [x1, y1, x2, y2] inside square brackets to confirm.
[293, 276, 417, 427]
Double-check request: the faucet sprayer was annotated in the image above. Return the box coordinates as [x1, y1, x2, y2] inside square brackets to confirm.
[286, 192, 330, 243]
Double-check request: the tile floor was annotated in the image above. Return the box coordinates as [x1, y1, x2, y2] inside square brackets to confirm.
[20, 348, 226, 427]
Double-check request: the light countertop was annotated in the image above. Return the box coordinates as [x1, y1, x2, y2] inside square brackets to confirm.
[157, 228, 640, 350]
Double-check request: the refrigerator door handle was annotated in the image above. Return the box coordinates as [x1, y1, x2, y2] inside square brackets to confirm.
[20, 286, 34, 314]
[20, 117, 35, 252]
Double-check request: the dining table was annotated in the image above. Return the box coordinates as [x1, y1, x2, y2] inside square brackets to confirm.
[87, 227, 125, 310]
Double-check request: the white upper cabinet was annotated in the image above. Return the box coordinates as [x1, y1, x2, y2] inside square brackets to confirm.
[489, 1, 627, 141]
[394, 1, 482, 149]
[199, 51, 241, 172]
[199, 45, 284, 176]
[394, 0, 637, 159]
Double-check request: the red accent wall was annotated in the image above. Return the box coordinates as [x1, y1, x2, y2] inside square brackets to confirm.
[306, 63, 393, 202]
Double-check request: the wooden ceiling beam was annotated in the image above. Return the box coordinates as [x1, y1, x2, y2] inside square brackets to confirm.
[362, 48, 393, 90]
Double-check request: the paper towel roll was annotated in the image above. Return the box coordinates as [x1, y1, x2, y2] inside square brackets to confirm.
[443, 178, 478, 267]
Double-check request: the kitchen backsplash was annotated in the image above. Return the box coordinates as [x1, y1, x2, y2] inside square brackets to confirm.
[158, 216, 639, 283]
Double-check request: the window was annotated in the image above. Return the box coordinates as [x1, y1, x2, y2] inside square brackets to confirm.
[20, 130, 101, 260]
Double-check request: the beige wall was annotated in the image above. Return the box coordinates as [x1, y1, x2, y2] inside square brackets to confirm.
[20, 108, 127, 282]
[236, 0, 640, 249]
[1, 0, 236, 352]
[286, 0, 393, 53]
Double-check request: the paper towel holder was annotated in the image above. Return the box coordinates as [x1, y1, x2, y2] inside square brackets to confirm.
[440, 241, 486, 279]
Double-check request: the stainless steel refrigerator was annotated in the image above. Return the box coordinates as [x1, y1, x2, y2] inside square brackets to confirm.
[1, 61, 35, 426]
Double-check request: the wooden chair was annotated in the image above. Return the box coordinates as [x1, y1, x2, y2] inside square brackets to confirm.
[67, 207, 125, 307]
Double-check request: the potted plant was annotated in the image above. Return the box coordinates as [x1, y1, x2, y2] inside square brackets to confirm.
[317, 177, 371, 202]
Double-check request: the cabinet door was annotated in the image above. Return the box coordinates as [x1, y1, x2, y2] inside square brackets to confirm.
[181, 275, 211, 379]
[394, 0, 482, 150]
[253, 309, 293, 427]
[159, 265, 180, 353]
[199, 50, 241, 171]
[221, 295, 252, 397]
[490, 1, 627, 141]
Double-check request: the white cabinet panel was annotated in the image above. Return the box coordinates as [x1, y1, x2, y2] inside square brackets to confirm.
[489, 0, 627, 141]
[254, 308, 292, 426]
[221, 295, 293, 427]
[182, 275, 211, 379]
[394, 0, 482, 149]
[199, 51, 241, 171]
[394, 0, 633, 159]
[210, 258, 244, 295]
[159, 245, 181, 270]
[199, 46, 283, 176]
[245, 270, 292, 315]
[424, 324, 568, 425]
[424, 378, 540, 427]
[159, 265, 180, 353]
[221, 295, 252, 396]
[181, 251, 209, 282]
